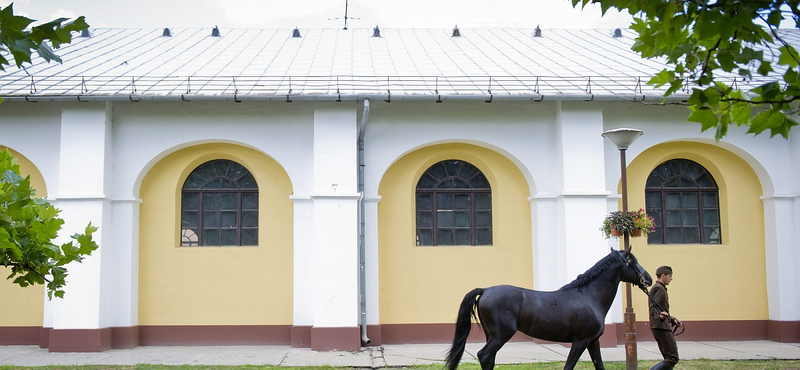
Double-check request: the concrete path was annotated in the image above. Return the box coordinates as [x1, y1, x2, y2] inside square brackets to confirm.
[1, 341, 799, 367]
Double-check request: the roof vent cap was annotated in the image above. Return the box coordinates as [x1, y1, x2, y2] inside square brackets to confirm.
[372, 25, 381, 38]
[452, 25, 461, 37]
[613, 28, 622, 38]
[292, 27, 302, 38]
[211, 26, 220, 37]
[80, 29, 90, 38]
[533, 25, 542, 38]
[162, 28, 172, 37]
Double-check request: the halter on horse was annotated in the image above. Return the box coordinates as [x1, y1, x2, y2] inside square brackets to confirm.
[445, 247, 652, 370]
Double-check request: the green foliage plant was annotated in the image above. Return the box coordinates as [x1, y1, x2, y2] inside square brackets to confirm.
[0, 149, 98, 299]
[573, 0, 800, 140]
[600, 209, 654, 239]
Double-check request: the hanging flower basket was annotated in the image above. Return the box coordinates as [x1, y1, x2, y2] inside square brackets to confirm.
[601, 209, 654, 239]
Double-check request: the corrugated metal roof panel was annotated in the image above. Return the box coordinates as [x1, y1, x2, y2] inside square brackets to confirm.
[0, 27, 794, 100]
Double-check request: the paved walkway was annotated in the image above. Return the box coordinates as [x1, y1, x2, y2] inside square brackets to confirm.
[1, 341, 799, 367]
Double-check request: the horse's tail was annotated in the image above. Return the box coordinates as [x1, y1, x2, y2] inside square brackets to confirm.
[445, 288, 484, 370]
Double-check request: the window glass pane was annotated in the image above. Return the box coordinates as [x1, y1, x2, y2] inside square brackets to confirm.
[685, 164, 704, 181]
[664, 177, 680, 187]
[684, 227, 700, 243]
[220, 229, 237, 245]
[703, 209, 719, 226]
[655, 164, 673, 180]
[437, 229, 454, 245]
[681, 193, 698, 208]
[181, 228, 199, 246]
[475, 194, 491, 209]
[243, 193, 258, 210]
[438, 179, 455, 189]
[705, 227, 721, 244]
[196, 163, 214, 181]
[682, 209, 698, 226]
[238, 173, 258, 189]
[212, 160, 229, 177]
[242, 211, 258, 228]
[645, 192, 661, 209]
[455, 229, 471, 245]
[437, 210, 454, 227]
[204, 193, 221, 209]
[221, 211, 237, 228]
[444, 160, 460, 177]
[241, 229, 258, 245]
[183, 173, 205, 189]
[416, 211, 432, 228]
[205, 179, 222, 189]
[437, 194, 453, 210]
[416, 229, 432, 246]
[475, 211, 492, 228]
[454, 211, 470, 227]
[460, 164, 478, 182]
[646, 174, 663, 188]
[470, 174, 490, 189]
[417, 175, 437, 189]
[666, 227, 683, 244]
[428, 163, 447, 180]
[454, 194, 470, 209]
[229, 162, 247, 182]
[648, 229, 663, 244]
[665, 210, 681, 227]
[203, 211, 220, 227]
[221, 193, 238, 210]
[220, 179, 237, 189]
[452, 179, 470, 189]
[476, 229, 492, 245]
[182, 193, 200, 210]
[203, 229, 220, 246]
[702, 193, 718, 208]
[665, 193, 681, 209]
[182, 211, 199, 229]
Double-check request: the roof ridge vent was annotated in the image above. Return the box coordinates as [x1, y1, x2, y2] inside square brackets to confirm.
[80, 29, 91, 38]
[292, 27, 302, 38]
[613, 28, 622, 38]
[372, 25, 381, 38]
[162, 28, 172, 37]
[211, 26, 220, 37]
[452, 25, 461, 37]
[533, 25, 542, 38]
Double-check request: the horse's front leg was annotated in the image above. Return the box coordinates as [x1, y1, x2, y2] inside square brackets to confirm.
[586, 338, 605, 370]
[563, 339, 589, 370]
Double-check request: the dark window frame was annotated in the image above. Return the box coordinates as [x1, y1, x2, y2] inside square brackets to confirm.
[415, 160, 492, 246]
[180, 159, 259, 247]
[645, 159, 721, 244]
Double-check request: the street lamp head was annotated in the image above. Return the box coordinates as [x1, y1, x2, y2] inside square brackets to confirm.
[602, 128, 643, 150]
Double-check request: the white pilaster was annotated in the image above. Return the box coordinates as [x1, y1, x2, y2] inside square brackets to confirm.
[50, 102, 113, 331]
[311, 102, 359, 328]
[763, 194, 800, 321]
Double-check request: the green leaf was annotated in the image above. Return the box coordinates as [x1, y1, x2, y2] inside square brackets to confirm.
[687, 107, 719, 132]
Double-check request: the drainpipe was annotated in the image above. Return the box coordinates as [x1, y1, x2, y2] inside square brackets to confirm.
[358, 98, 371, 346]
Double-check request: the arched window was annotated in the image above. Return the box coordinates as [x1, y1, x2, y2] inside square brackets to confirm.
[645, 159, 721, 244]
[181, 160, 258, 246]
[416, 160, 492, 246]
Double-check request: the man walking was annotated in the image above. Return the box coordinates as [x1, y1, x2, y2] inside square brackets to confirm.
[649, 265, 682, 370]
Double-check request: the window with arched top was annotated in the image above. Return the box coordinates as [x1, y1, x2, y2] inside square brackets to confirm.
[181, 159, 258, 246]
[415, 160, 492, 246]
[645, 159, 721, 244]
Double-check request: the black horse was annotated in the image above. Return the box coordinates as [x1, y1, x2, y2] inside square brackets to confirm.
[445, 247, 652, 370]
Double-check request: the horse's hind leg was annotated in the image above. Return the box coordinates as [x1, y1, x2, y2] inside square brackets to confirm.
[563, 339, 590, 370]
[586, 338, 605, 370]
[476, 331, 514, 370]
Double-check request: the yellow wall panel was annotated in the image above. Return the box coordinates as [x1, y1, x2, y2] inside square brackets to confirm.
[138, 144, 294, 325]
[378, 143, 532, 324]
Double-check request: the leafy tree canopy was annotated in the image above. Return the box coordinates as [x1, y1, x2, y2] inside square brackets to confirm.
[574, 0, 800, 140]
[0, 151, 98, 299]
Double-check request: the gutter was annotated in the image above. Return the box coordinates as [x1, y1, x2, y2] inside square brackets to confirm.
[357, 98, 371, 346]
[1, 93, 689, 103]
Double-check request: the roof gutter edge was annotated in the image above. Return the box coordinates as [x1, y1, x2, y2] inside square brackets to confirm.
[0, 93, 689, 103]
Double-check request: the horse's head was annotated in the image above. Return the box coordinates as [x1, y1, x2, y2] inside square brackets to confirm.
[617, 246, 652, 291]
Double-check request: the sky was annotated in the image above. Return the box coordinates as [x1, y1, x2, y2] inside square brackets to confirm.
[1, 0, 634, 30]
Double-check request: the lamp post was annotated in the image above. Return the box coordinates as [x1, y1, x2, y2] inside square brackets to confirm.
[602, 128, 643, 370]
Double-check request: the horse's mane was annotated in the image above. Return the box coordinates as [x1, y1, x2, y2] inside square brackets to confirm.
[559, 250, 620, 291]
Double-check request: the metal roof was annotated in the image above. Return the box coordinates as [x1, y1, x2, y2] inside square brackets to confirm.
[1, 27, 797, 102]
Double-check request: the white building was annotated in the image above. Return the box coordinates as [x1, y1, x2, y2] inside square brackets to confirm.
[0, 26, 798, 352]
